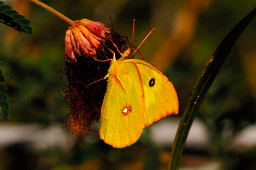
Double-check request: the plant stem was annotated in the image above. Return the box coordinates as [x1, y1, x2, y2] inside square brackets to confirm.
[168, 7, 256, 170]
[29, 0, 74, 26]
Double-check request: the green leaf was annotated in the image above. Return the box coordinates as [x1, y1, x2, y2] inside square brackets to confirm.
[0, 69, 9, 120]
[0, 1, 32, 34]
[169, 8, 256, 170]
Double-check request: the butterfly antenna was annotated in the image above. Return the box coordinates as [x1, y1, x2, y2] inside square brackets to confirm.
[108, 38, 122, 56]
[128, 42, 144, 59]
[129, 18, 145, 58]
[131, 27, 156, 57]
[131, 18, 136, 43]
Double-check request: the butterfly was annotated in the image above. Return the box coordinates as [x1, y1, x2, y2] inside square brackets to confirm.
[99, 49, 179, 148]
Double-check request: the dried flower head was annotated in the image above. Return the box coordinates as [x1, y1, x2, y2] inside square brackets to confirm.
[28, 0, 128, 136]
[65, 19, 127, 135]
[65, 19, 110, 62]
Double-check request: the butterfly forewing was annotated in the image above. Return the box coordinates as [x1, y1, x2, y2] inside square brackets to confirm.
[128, 59, 179, 126]
[100, 61, 145, 148]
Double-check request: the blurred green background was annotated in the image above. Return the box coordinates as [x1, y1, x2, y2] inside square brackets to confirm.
[0, 0, 256, 169]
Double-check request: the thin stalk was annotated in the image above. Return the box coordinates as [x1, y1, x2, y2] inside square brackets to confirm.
[29, 0, 74, 26]
[168, 8, 256, 170]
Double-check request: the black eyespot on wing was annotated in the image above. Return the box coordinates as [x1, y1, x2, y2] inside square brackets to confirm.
[149, 78, 155, 87]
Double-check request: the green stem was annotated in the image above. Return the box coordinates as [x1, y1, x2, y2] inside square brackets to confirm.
[169, 8, 256, 170]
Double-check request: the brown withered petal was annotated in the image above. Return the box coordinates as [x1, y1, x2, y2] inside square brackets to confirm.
[65, 30, 76, 62]
[69, 30, 80, 57]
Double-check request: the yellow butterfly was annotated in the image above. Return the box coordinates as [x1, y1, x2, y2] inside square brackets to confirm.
[100, 49, 179, 148]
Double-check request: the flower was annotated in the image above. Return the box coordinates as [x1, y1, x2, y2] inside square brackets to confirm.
[65, 19, 110, 62]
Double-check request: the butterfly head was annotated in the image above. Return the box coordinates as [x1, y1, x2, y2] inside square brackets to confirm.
[108, 48, 132, 78]
[121, 48, 132, 59]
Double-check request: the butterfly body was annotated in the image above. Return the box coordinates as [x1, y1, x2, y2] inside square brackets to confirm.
[100, 58, 179, 148]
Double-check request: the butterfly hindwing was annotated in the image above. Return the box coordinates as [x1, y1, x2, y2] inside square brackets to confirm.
[100, 60, 145, 148]
[127, 59, 179, 126]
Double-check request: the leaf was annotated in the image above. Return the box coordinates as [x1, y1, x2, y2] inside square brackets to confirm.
[0, 1, 32, 34]
[169, 8, 256, 170]
[0, 69, 9, 120]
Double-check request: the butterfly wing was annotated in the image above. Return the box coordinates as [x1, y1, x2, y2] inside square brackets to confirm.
[126, 59, 179, 126]
[100, 61, 145, 148]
